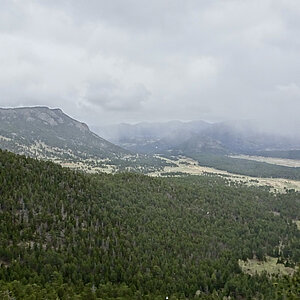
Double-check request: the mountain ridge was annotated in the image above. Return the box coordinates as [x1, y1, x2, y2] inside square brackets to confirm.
[0, 106, 128, 160]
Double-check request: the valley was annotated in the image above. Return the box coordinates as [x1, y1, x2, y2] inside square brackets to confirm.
[230, 154, 300, 168]
[149, 155, 300, 192]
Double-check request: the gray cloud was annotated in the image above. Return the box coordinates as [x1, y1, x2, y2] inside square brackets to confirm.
[84, 80, 150, 110]
[0, 0, 299, 135]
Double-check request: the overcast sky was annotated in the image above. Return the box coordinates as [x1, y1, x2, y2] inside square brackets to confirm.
[0, 0, 299, 134]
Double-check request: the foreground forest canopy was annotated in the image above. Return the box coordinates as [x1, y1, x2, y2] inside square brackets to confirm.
[0, 150, 299, 299]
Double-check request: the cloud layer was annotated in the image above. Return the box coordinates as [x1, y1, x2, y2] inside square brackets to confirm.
[0, 0, 299, 135]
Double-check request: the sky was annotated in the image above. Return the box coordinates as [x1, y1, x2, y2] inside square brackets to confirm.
[0, 0, 300, 135]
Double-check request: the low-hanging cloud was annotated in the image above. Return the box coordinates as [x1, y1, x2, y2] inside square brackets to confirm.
[84, 80, 150, 111]
[0, 0, 299, 136]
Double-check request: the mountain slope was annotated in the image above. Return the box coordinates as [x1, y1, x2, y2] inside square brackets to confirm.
[0, 106, 127, 160]
[0, 107, 173, 173]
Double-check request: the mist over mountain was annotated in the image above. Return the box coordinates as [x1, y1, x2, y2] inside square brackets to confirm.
[95, 120, 300, 155]
[93, 120, 209, 142]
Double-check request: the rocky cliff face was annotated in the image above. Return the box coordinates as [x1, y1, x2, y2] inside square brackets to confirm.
[0, 107, 88, 131]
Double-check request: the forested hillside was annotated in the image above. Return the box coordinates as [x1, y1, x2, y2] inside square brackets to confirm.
[0, 150, 299, 299]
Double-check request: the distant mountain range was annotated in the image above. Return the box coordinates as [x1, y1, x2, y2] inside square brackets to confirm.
[95, 120, 300, 156]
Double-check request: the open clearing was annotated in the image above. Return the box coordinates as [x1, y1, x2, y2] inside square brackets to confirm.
[230, 154, 300, 168]
[292, 220, 300, 230]
[239, 256, 296, 276]
[58, 160, 116, 174]
[149, 155, 300, 192]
